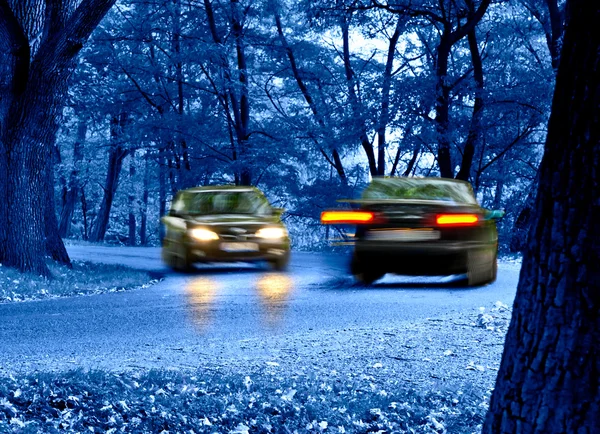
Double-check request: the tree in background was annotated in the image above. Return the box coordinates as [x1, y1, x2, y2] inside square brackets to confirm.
[45, 0, 556, 251]
[484, 1, 599, 430]
[0, 0, 117, 275]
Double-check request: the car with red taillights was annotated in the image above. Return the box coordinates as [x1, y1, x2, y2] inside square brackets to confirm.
[321, 177, 504, 286]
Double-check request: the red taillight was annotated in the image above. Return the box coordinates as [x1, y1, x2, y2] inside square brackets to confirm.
[436, 214, 479, 226]
[321, 210, 376, 224]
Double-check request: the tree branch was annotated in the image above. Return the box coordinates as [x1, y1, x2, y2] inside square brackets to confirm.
[34, 0, 117, 73]
[0, 0, 30, 96]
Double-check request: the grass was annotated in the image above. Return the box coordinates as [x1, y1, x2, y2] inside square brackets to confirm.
[0, 261, 159, 303]
[0, 368, 488, 434]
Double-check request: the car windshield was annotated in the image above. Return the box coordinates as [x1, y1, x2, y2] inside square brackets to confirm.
[187, 191, 271, 215]
[362, 178, 478, 205]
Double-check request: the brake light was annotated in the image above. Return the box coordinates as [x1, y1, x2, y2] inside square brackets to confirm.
[436, 214, 479, 225]
[321, 211, 376, 224]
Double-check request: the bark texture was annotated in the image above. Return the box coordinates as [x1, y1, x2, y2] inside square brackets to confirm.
[0, 0, 116, 275]
[484, 2, 600, 431]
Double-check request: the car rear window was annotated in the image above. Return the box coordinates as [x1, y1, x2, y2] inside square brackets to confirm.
[362, 178, 478, 205]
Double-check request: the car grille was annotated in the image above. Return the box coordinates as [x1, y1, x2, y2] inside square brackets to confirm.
[219, 233, 257, 241]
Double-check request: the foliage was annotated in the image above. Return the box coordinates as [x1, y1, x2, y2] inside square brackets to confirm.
[51, 0, 558, 251]
[0, 368, 487, 433]
[0, 262, 158, 303]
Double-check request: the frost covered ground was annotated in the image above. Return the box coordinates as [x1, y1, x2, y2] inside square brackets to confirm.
[0, 301, 512, 433]
[0, 261, 159, 303]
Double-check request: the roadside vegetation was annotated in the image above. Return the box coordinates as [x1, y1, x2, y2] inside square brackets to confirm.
[0, 367, 487, 434]
[0, 303, 513, 433]
[0, 261, 159, 303]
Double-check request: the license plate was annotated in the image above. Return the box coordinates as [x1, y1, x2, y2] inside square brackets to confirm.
[220, 242, 259, 252]
[366, 229, 440, 241]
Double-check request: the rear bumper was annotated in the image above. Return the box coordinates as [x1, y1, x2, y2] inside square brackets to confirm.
[354, 240, 496, 275]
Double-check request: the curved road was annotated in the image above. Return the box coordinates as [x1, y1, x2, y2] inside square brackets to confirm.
[0, 246, 520, 374]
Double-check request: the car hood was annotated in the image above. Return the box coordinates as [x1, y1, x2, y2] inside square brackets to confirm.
[187, 214, 281, 230]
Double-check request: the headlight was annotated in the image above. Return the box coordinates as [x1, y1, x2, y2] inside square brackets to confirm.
[189, 228, 219, 241]
[256, 227, 286, 239]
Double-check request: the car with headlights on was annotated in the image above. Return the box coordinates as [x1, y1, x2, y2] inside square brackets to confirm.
[321, 177, 504, 286]
[161, 186, 290, 271]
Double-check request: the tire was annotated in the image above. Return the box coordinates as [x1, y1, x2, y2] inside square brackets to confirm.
[351, 254, 384, 285]
[173, 244, 193, 273]
[269, 252, 290, 271]
[466, 249, 497, 286]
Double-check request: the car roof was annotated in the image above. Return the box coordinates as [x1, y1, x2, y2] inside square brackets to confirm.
[360, 176, 478, 205]
[367, 176, 473, 187]
[178, 185, 263, 194]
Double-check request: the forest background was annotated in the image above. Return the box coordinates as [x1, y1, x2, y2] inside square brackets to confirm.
[25, 0, 560, 252]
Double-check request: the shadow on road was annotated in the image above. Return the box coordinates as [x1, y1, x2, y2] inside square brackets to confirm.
[315, 275, 488, 291]
[167, 263, 271, 277]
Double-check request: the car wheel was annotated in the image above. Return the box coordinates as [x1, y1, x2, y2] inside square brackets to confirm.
[351, 254, 384, 285]
[466, 249, 497, 286]
[162, 249, 176, 269]
[173, 245, 193, 273]
[269, 252, 290, 271]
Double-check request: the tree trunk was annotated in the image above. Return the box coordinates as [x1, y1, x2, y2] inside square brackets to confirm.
[509, 171, 539, 252]
[274, 9, 347, 185]
[231, 0, 251, 185]
[127, 154, 136, 246]
[0, 0, 117, 275]
[484, 3, 600, 431]
[81, 185, 89, 241]
[435, 34, 454, 179]
[456, 26, 484, 181]
[341, 14, 377, 177]
[45, 146, 71, 266]
[172, 0, 192, 189]
[158, 146, 167, 243]
[377, 17, 403, 176]
[89, 113, 128, 243]
[59, 119, 86, 238]
[140, 151, 149, 246]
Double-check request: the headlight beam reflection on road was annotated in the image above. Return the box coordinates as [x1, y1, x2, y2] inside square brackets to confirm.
[255, 273, 293, 328]
[185, 277, 218, 332]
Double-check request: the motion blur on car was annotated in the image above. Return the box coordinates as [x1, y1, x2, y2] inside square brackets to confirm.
[321, 177, 504, 286]
[161, 186, 290, 272]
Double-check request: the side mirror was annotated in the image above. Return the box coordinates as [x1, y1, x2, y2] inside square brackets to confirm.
[271, 207, 285, 216]
[487, 209, 505, 220]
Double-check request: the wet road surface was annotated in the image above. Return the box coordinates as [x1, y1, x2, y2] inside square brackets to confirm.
[0, 246, 520, 373]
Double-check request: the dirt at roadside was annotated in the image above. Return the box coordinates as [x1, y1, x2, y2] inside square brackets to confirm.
[182, 301, 513, 397]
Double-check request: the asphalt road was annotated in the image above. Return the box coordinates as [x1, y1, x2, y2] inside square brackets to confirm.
[0, 246, 520, 374]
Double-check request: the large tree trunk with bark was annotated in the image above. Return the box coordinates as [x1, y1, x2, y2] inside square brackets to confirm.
[484, 2, 600, 431]
[0, 0, 117, 276]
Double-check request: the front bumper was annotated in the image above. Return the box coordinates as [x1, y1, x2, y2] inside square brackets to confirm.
[187, 239, 290, 263]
